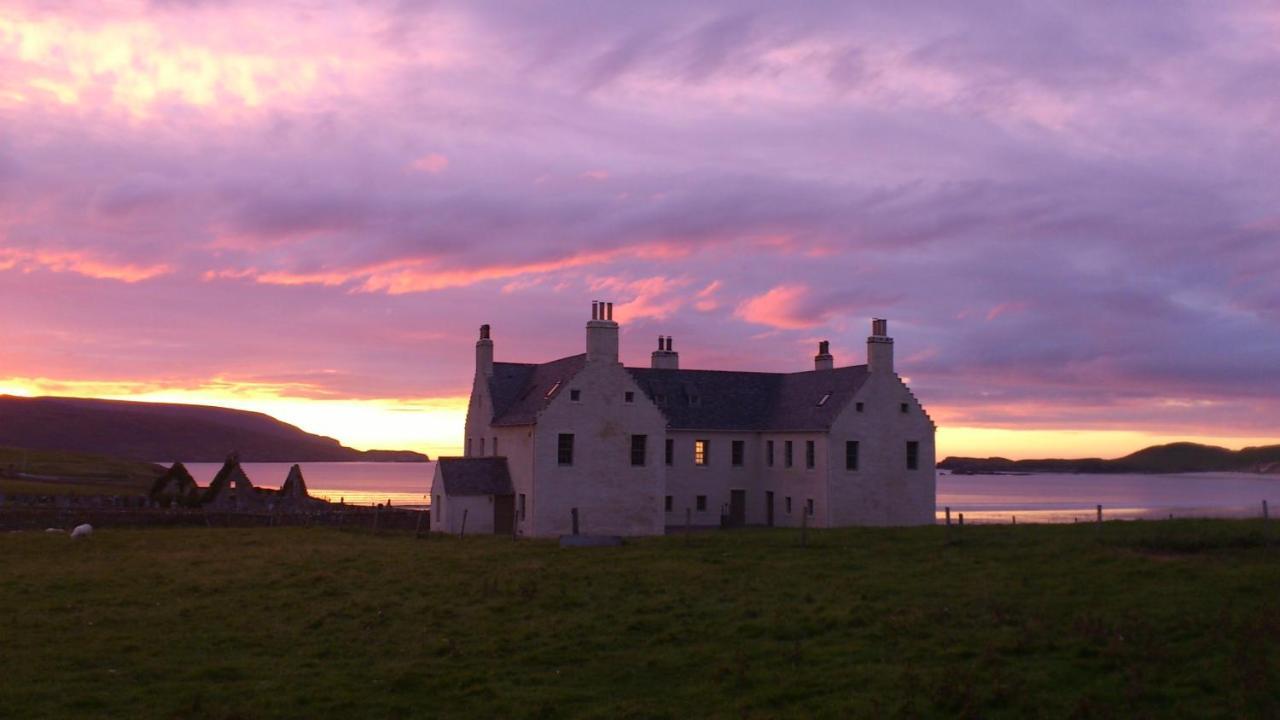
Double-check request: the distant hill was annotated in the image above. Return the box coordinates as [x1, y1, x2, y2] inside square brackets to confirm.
[939, 442, 1280, 474]
[0, 395, 430, 463]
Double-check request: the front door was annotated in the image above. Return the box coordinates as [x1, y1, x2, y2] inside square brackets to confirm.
[765, 491, 775, 527]
[729, 490, 746, 527]
[494, 494, 515, 535]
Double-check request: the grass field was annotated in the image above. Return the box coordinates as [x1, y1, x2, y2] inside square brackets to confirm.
[0, 446, 164, 496]
[1, 521, 1278, 719]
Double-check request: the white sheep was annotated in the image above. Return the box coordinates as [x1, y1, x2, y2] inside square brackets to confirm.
[70, 524, 93, 539]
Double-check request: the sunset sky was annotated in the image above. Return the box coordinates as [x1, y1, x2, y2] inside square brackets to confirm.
[2, 1, 1278, 460]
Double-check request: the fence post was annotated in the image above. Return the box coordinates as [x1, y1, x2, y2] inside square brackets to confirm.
[945, 507, 951, 527]
[1096, 504, 1102, 523]
[459, 508, 468, 539]
[1012, 515, 1016, 526]
[1264, 500, 1270, 521]
[571, 508, 579, 536]
[958, 513, 964, 527]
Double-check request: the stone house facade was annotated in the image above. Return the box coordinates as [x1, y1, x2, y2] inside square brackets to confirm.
[430, 303, 935, 537]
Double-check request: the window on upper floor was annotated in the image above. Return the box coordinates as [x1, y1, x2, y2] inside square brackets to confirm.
[805, 440, 815, 469]
[731, 440, 744, 467]
[570, 389, 581, 402]
[856, 402, 864, 412]
[901, 402, 909, 414]
[696, 495, 707, 512]
[466, 438, 472, 457]
[558, 433, 574, 466]
[784, 440, 793, 468]
[665, 438, 674, 466]
[766, 440, 774, 467]
[694, 439, 709, 466]
[625, 391, 635, 403]
[631, 434, 647, 467]
[845, 440, 860, 471]
[907, 441, 920, 470]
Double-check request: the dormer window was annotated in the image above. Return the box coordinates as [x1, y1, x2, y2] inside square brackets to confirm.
[570, 389, 581, 402]
[817, 392, 831, 407]
[545, 381, 561, 399]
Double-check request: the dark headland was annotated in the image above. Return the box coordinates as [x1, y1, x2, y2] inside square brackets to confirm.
[0, 395, 429, 463]
[940, 441, 1280, 475]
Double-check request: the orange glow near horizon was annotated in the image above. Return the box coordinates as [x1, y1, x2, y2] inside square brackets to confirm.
[3, 376, 1275, 463]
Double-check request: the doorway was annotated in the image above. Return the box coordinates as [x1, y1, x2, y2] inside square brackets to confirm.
[765, 491, 775, 527]
[729, 489, 746, 527]
[494, 494, 515, 535]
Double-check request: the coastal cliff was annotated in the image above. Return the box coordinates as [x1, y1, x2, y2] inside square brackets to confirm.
[939, 442, 1280, 474]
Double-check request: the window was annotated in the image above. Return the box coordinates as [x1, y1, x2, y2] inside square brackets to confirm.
[479, 438, 485, 455]
[545, 381, 561, 399]
[731, 440, 744, 467]
[907, 441, 920, 470]
[664, 495, 673, 512]
[900, 403, 909, 414]
[845, 441, 860, 471]
[784, 440, 793, 468]
[466, 438, 471, 456]
[493, 437, 499, 456]
[856, 402, 864, 413]
[766, 440, 774, 467]
[624, 391, 635, 403]
[806, 498, 815, 516]
[631, 434, 647, 466]
[694, 439, 709, 466]
[570, 389, 581, 402]
[665, 438, 674, 466]
[696, 495, 707, 512]
[518, 493, 526, 520]
[805, 440, 815, 469]
[558, 433, 574, 465]
[785, 496, 792, 514]
[817, 392, 831, 407]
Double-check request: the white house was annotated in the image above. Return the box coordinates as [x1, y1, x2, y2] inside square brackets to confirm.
[430, 302, 936, 537]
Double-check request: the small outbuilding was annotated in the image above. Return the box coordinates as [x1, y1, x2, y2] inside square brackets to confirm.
[429, 457, 515, 535]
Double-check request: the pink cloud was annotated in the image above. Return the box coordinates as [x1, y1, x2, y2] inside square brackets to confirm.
[734, 284, 816, 329]
[411, 153, 450, 174]
[0, 249, 170, 283]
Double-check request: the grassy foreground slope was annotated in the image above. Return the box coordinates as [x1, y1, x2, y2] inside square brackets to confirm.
[1, 523, 1278, 719]
[0, 445, 164, 496]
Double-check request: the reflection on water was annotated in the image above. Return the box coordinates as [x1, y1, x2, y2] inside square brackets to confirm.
[182, 461, 435, 508]
[938, 471, 1280, 524]
[179, 462, 1280, 522]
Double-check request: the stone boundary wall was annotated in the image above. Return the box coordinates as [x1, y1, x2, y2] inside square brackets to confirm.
[0, 506, 429, 533]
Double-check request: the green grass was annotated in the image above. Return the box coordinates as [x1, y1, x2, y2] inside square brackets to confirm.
[0, 446, 164, 495]
[1, 521, 1278, 719]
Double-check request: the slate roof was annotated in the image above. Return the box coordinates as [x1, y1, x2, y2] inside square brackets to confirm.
[435, 457, 514, 496]
[489, 354, 586, 426]
[484, 352, 871, 431]
[628, 365, 871, 431]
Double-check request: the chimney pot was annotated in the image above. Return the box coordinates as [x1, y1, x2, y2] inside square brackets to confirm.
[606, 302, 613, 320]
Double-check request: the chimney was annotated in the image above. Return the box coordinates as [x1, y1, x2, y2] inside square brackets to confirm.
[476, 323, 493, 377]
[585, 300, 619, 364]
[867, 318, 894, 374]
[814, 340, 834, 371]
[651, 335, 679, 369]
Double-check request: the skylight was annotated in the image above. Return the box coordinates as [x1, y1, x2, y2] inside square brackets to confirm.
[545, 381, 561, 399]
[817, 392, 832, 406]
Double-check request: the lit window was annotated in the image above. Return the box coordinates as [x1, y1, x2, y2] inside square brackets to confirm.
[907, 441, 920, 470]
[731, 440, 744, 467]
[696, 495, 707, 511]
[558, 433, 574, 465]
[630, 435, 647, 467]
[570, 389, 581, 402]
[817, 392, 831, 407]
[694, 439, 708, 466]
